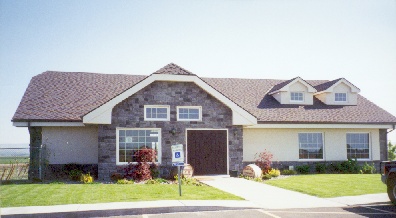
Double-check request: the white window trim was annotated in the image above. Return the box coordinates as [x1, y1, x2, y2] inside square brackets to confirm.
[290, 92, 304, 102]
[144, 105, 170, 121]
[335, 92, 348, 102]
[298, 132, 325, 161]
[116, 127, 162, 165]
[346, 132, 371, 161]
[177, 106, 202, 121]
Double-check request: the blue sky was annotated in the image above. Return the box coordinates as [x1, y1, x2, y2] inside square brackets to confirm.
[1, 0, 395, 144]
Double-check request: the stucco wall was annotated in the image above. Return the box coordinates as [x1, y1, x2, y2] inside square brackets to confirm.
[243, 128, 380, 162]
[42, 126, 98, 164]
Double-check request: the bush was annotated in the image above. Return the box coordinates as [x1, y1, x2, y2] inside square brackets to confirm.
[266, 168, 280, 177]
[296, 165, 310, 174]
[361, 162, 376, 174]
[281, 169, 297, 175]
[315, 163, 326, 174]
[123, 148, 158, 181]
[255, 149, 273, 173]
[80, 173, 94, 184]
[116, 178, 134, 184]
[262, 174, 272, 180]
[327, 159, 361, 174]
[174, 175, 203, 186]
[69, 169, 83, 181]
[110, 173, 123, 182]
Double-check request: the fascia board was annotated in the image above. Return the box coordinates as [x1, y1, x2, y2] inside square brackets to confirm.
[13, 122, 85, 127]
[245, 124, 393, 129]
[83, 74, 257, 125]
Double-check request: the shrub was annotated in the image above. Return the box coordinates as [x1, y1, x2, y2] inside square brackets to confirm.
[116, 178, 134, 184]
[123, 148, 158, 181]
[254, 149, 273, 173]
[80, 173, 94, 184]
[174, 175, 203, 186]
[267, 168, 280, 177]
[262, 174, 272, 180]
[69, 169, 83, 181]
[315, 163, 326, 174]
[361, 162, 376, 174]
[132, 162, 152, 181]
[281, 169, 297, 175]
[327, 159, 361, 174]
[110, 173, 123, 182]
[296, 165, 310, 174]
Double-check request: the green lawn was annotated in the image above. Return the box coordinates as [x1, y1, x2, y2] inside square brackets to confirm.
[0, 183, 243, 208]
[265, 174, 386, 198]
[0, 157, 29, 164]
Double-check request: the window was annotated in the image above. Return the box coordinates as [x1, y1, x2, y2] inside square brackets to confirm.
[335, 93, 347, 102]
[347, 133, 370, 159]
[117, 128, 161, 164]
[299, 133, 324, 159]
[177, 106, 202, 121]
[144, 105, 170, 121]
[291, 92, 304, 102]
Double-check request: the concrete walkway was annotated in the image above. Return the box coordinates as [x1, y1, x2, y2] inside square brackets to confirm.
[196, 176, 389, 209]
[197, 176, 345, 209]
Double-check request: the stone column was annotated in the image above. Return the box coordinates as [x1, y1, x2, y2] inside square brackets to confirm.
[28, 126, 42, 180]
[379, 129, 388, 161]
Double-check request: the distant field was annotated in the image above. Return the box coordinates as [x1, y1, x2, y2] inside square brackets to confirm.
[0, 157, 29, 164]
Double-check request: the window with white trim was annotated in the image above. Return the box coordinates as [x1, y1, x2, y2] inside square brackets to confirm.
[298, 133, 324, 159]
[177, 106, 202, 121]
[346, 133, 370, 159]
[144, 105, 170, 121]
[117, 128, 161, 164]
[335, 93, 347, 102]
[291, 92, 304, 102]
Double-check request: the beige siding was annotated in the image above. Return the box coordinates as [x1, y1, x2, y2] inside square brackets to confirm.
[243, 128, 380, 162]
[42, 126, 98, 164]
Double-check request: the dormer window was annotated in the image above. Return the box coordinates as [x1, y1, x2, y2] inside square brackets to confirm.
[335, 93, 347, 102]
[291, 92, 304, 102]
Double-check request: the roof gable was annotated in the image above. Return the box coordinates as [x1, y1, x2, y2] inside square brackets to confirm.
[315, 78, 360, 93]
[269, 77, 317, 95]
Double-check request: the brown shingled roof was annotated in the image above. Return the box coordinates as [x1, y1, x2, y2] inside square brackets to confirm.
[12, 67, 396, 124]
[152, 63, 195, 76]
[12, 71, 146, 122]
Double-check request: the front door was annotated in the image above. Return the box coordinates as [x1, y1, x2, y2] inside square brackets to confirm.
[187, 130, 227, 175]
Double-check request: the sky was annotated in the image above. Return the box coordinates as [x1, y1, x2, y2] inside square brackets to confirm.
[0, 0, 395, 145]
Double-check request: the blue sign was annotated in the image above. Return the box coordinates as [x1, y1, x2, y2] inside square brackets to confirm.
[172, 162, 184, 166]
[175, 152, 181, 158]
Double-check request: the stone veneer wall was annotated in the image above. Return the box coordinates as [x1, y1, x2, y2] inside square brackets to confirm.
[379, 129, 388, 161]
[98, 81, 243, 181]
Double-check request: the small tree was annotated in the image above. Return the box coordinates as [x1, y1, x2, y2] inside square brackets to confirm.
[254, 149, 273, 173]
[389, 142, 396, 161]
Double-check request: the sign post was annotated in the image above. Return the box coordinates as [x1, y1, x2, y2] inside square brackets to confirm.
[171, 144, 184, 196]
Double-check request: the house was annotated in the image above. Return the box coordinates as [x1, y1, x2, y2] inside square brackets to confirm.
[12, 63, 396, 180]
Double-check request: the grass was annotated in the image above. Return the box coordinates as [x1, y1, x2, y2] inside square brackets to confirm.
[265, 174, 386, 198]
[0, 182, 243, 208]
[0, 157, 29, 164]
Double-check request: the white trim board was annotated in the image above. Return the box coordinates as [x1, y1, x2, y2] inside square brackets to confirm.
[82, 74, 257, 125]
[245, 124, 393, 129]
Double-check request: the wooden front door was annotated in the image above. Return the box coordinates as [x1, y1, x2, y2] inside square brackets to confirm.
[187, 130, 227, 175]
